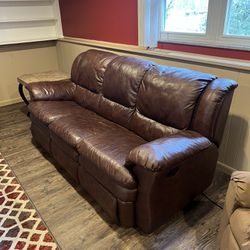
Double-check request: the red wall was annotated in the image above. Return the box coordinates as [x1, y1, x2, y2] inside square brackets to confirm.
[59, 0, 138, 45]
[59, 1, 249, 60]
[158, 42, 250, 61]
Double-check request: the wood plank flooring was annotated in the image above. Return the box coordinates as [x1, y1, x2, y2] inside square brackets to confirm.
[0, 103, 230, 250]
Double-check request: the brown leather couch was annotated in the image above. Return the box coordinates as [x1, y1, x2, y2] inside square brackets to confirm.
[26, 49, 238, 233]
[218, 171, 250, 250]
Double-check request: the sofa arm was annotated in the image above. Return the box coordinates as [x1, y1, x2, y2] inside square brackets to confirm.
[218, 171, 250, 247]
[231, 171, 250, 208]
[126, 130, 218, 233]
[223, 171, 250, 220]
[26, 80, 76, 101]
[126, 131, 215, 173]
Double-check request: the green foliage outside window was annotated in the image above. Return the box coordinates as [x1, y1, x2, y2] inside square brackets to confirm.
[225, 0, 250, 37]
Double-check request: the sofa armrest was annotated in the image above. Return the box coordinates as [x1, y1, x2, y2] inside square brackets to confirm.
[218, 171, 250, 247]
[230, 171, 250, 208]
[126, 130, 218, 233]
[26, 80, 76, 101]
[223, 171, 250, 219]
[126, 131, 215, 173]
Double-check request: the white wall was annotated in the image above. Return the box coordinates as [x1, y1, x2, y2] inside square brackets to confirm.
[0, 0, 62, 45]
[0, 41, 59, 106]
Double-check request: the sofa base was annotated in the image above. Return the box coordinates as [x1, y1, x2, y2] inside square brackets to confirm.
[49, 132, 79, 181]
[30, 115, 50, 153]
[78, 167, 135, 228]
[50, 142, 79, 181]
[133, 145, 218, 233]
[30, 117, 79, 181]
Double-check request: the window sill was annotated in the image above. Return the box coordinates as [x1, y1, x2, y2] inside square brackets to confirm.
[59, 37, 250, 72]
[158, 38, 250, 52]
[0, 37, 60, 46]
[153, 48, 250, 71]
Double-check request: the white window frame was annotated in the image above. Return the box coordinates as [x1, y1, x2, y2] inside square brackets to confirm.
[138, 0, 250, 50]
[138, 0, 163, 48]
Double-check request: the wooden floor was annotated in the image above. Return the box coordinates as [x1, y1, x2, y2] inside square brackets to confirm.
[0, 103, 230, 250]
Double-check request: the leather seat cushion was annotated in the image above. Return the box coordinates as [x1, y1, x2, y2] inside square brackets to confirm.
[49, 109, 146, 189]
[49, 108, 106, 147]
[28, 101, 84, 125]
[77, 126, 145, 190]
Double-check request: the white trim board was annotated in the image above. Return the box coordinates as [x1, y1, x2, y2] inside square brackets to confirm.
[0, 0, 62, 45]
[59, 37, 250, 71]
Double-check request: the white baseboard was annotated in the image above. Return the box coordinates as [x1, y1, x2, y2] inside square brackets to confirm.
[0, 97, 22, 107]
[217, 161, 236, 175]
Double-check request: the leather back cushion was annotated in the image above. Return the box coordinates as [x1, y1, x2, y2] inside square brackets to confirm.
[130, 112, 179, 141]
[102, 56, 153, 107]
[135, 65, 216, 130]
[71, 49, 117, 93]
[98, 56, 153, 128]
[71, 50, 236, 145]
[74, 85, 101, 114]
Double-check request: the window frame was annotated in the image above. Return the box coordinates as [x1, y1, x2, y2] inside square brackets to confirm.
[139, 0, 250, 50]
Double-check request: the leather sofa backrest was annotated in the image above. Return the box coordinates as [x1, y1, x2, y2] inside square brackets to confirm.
[70, 49, 237, 146]
[102, 56, 152, 107]
[136, 65, 216, 129]
[71, 49, 117, 93]
[98, 56, 153, 128]
[72, 49, 118, 113]
[130, 65, 216, 141]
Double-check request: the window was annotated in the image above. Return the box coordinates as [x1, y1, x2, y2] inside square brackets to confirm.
[164, 0, 209, 34]
[224, 0, 250, 37]
[139, 0, 250, 50]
